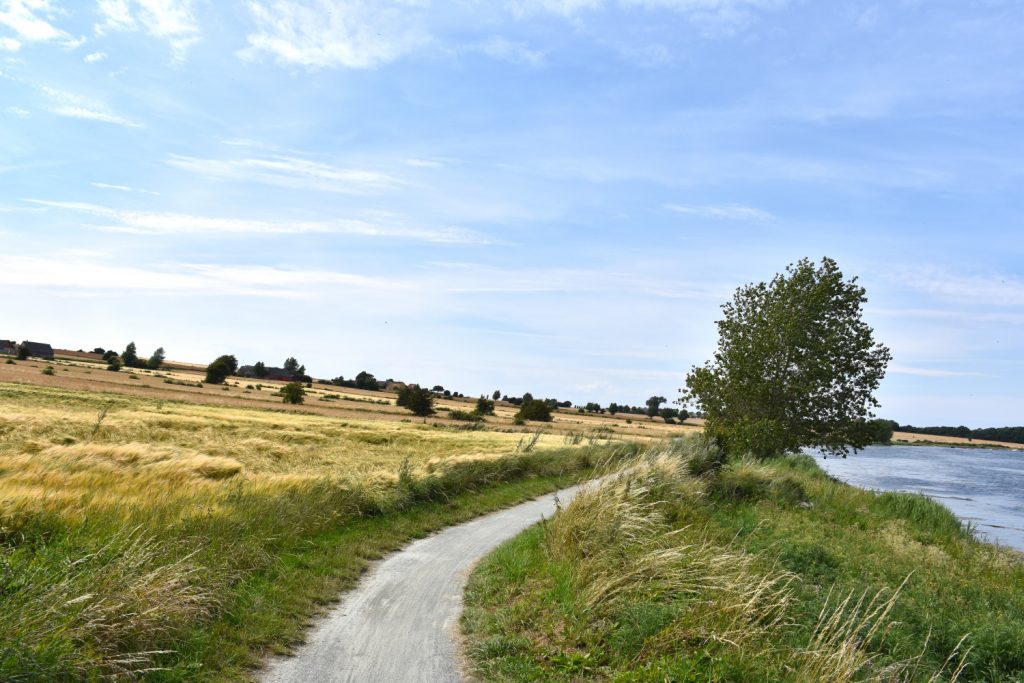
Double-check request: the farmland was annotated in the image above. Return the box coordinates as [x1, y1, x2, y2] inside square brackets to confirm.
[0, 355, 643, 681]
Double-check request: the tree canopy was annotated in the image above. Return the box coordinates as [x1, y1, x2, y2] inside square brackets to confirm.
[683, 257, 891, 458]
[396, 384, 435, 416]
[204, 355, 238, 385]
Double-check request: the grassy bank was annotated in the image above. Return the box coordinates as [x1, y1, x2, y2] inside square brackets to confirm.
[463, 439, 1024, 682]
[0, 382, 636, 681]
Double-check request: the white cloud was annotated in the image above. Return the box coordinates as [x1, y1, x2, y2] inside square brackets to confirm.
[470, 36, 545, 66]
[166, 153, 402, 193]
[0, 253, 405, 297]
[95, 0, 200, 58]
[888, 364, 986, 378]
[38, 84, 142, 128]
[0, 0, 62, 41]
[665, 202, 774, 221]
[241, 0, 431, 69]
[26, 199, 487, 243]
[893, 267, 1024, 308]
[84, 50, 107, 62]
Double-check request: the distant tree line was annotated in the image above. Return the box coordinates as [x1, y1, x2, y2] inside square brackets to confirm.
[893, 422, 1024, 445]
[94, 342, 166, 372]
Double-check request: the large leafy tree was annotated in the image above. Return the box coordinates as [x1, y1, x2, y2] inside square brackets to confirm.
[683, 257, 891, 458]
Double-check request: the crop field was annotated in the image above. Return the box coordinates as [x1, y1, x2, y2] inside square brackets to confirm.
[0, 351, 699, 441]
[0, 363, 639, 680]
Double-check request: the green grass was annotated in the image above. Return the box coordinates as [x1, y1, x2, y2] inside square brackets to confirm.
[463, 441, 1024, 682]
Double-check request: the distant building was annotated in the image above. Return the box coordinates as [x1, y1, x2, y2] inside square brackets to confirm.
[20, 341, 54, 359]
[237, 365, 295, 382]
[0, 340, 16, 355]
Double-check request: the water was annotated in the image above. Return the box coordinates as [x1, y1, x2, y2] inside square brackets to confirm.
[814, 445, 1024, 552]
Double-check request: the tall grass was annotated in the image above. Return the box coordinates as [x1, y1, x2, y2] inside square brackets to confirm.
[0, 382, 637, 680]
[464, 438, 1015, 682]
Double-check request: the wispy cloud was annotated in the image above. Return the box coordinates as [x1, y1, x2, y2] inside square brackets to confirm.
[0, 253, 405, 298]
[166, 153, 402, 193]
[91, 182, 159, 195]
[665, 202, 774, 221]
[38, 84, 142, 128]
[241, 0, 431, 69]
[468, 37, 545, 67]
[26, 199, 487, 243]
[0, 0, 65, 49]
[95, 0, 199, 59]
[888, 364, 987, 378]
[892, 267, 1024, 308]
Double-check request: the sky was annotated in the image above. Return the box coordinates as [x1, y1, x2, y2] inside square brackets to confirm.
[1, 0, 1023, 427]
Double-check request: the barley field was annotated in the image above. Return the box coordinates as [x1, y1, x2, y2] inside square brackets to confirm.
[0, 378, 634, 680]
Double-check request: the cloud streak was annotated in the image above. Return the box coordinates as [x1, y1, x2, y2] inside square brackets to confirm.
[166, 154, 401, 193]
[26, 199, 487, 243]
[665, 202, 774, 221]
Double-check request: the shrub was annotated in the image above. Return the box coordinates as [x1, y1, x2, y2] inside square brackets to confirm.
[515, 399, 552, 423]
[475, 397, 496, 415]
[204, 355, 237, 384]
[280, 382, 306, 405]
[449, 409, 484, 422]
[396, 385, 435, 417]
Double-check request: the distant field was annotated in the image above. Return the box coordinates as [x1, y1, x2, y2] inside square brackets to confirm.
[0, 352, 700, 440]
[892, 430, 1024, 450]
[0, 367, 638, 680]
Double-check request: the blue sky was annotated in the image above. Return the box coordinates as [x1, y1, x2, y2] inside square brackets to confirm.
[1, 0, 1022, 426]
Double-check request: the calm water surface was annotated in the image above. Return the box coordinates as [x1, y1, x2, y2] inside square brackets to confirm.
[815, 445, 1024, 551]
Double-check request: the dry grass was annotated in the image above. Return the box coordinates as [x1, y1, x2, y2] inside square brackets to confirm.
[0, 380, 635, 680]
[0, 354, 701, 442]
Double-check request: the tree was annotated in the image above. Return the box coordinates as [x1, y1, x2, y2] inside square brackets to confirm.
[396, 384, 434, 416]
[646, 396, 666, 419]
[475, 396, 495, 415]
[147, 347, 165, 370]
[355, 371, 378, 390]
[122, 342, 140, 368]
[280, 382, 305, 404]
[205, 355, 238, 384]
[283, 357, 306, 379]
[683, 257, 891, 458]
[16, 343, 29, 360]
[516, 399, 552, 422]
[253, 361, 268, 379]
[492, 390, 501, 401]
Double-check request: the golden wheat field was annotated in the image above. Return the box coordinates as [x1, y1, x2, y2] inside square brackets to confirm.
[0, 366, 640, 680]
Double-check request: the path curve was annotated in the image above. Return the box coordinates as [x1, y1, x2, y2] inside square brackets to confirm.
[259, 483, 586, 683]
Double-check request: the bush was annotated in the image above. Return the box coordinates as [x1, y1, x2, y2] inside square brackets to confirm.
[280, 382, 306, 404]
[204, 355, 237, 384]
[449, 409, 484, 422]
[475, 397, 496, 415]
[515, 399, 552, 423]
[396, 385, 435, 417]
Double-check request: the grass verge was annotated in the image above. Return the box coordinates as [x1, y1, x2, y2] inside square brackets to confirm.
[463, 439, 1024, 682]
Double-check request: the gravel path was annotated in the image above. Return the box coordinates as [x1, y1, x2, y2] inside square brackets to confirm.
[259, 483, 585, 683]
